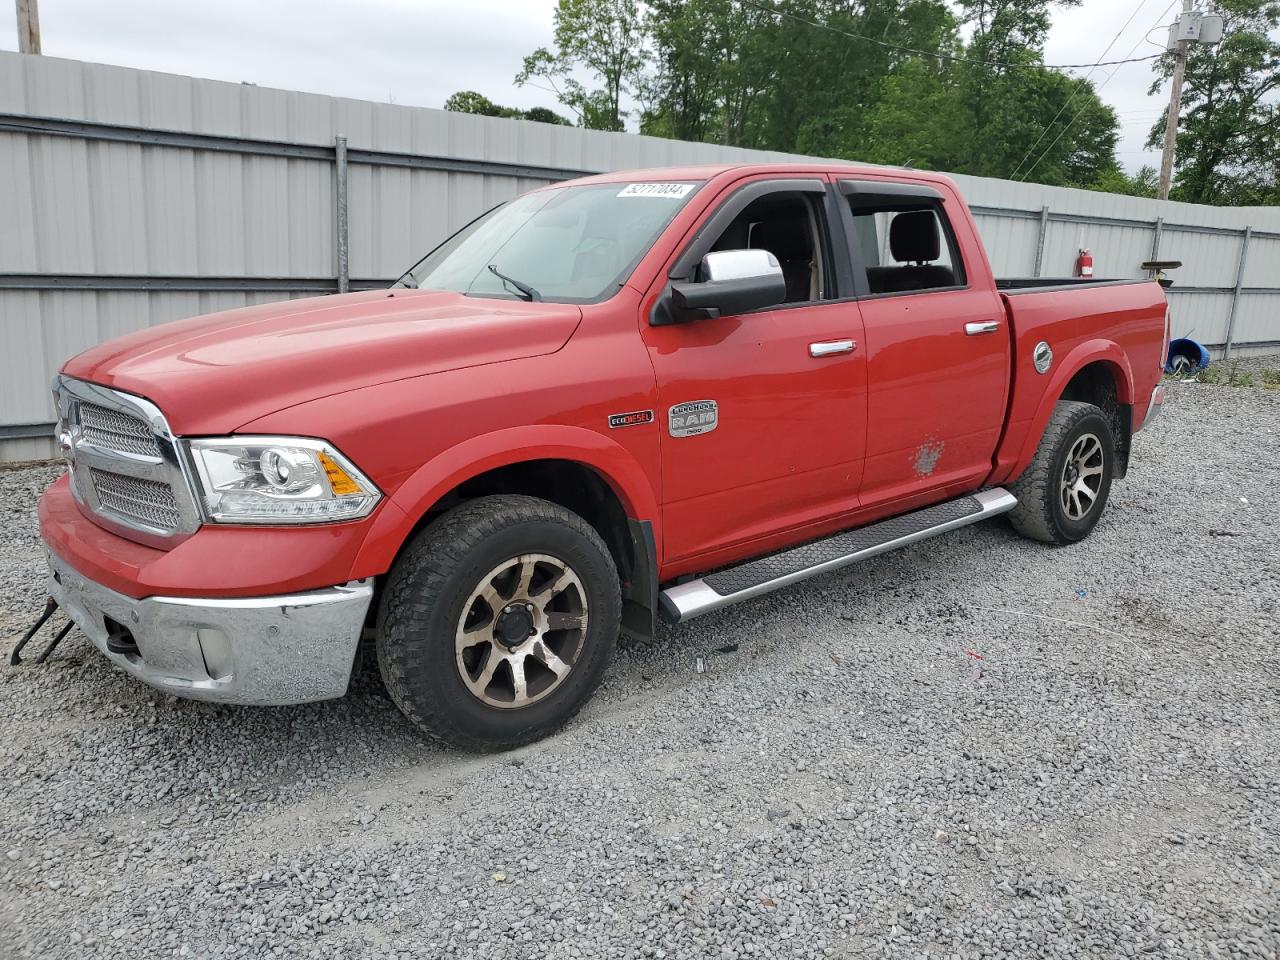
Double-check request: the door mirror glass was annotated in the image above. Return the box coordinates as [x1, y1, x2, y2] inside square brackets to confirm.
[660, 249, 786, 324]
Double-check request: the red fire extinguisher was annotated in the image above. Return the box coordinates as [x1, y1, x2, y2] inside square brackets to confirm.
[1077, 248, 1094, 278]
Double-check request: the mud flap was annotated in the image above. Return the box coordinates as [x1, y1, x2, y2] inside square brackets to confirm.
[621, 519, 659, 640]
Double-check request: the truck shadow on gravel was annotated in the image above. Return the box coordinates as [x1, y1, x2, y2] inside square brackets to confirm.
[0, 507, 1171, 836]
[1, 518, 968, 830]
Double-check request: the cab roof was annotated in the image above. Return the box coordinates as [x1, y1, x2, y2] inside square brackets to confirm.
[559, 162, 957, 188]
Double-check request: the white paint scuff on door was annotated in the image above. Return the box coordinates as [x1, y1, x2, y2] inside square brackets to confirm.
[913, 439, 945, 477]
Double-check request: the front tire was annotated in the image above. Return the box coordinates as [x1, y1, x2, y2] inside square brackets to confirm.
[377, 495, 621, 751]
[1008, 400, 1116, 545]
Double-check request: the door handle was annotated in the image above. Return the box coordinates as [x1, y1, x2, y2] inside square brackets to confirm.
[965, 321, 1001, 336]
[809, 339, 856, 358]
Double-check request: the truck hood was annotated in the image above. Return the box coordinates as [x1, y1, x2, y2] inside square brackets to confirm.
[62, 289, 583, 434]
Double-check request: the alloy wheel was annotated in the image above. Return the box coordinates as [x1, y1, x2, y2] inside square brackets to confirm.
[454, 553, 588, 709]
[1060, 432, 1105, 521]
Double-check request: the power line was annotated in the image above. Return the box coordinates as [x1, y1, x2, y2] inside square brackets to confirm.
[1008, 0, 1161, 181]
[737, 0, 1163, 71]
[1016, 0, 1179, 181]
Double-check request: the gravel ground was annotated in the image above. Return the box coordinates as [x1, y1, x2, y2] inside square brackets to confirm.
[1, 379, 1277, 960]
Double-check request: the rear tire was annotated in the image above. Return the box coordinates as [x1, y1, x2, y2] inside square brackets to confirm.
[1008, 400, 1115, 545]
[377, 495, 621, 751]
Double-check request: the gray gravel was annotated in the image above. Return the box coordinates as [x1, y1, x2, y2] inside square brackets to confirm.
[1, 379, 1278, 960]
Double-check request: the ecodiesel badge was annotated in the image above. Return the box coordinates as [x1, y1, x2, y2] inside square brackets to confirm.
[668, 400, 718, 438]
[608, 409, 654, 429]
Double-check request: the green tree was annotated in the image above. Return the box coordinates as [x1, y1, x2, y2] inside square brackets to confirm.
[443, 90, 515, 117]
[942, 0, 1123, 185]
[851, 42, 1119, 187]
[522, 106, 573, 125]
[1146, 0, 1280, 204]
[443, 91, 572, 125]
[1091, 163, 1159, 197]
[859, 58, 965, 169]
[641, 0, 777, 144]
[977, 68, 1120, 185]
[510, 0, 1126, 192]
[516, 0, 648, 131]
[770, 0, 959, 157]
[956, 0, 1080, 58]
[641, 0, 958, 151]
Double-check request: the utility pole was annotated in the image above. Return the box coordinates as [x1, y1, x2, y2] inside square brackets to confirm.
[15, 0, 41, 54]
[1158, 0, 1195, 202]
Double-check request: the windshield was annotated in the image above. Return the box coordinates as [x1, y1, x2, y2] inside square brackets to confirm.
[402, 181, 700, 303]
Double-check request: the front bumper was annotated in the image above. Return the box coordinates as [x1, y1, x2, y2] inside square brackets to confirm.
[46, 549, 373, 706]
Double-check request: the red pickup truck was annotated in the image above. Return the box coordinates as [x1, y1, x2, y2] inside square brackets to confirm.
[35, 163, 1168, 749]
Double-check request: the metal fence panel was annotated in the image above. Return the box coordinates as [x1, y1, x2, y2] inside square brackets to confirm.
[1160, 226, 1243, 288]
[1041, 220, 1153, 279]
[2, 50, 1279, 459]
[970, 213, 1041, 276]
[0, 293, 47, 426]
[1167, 290, 1234, 345]
[1232, 293, 1279, 345]
[1241, 234, 1280, 289]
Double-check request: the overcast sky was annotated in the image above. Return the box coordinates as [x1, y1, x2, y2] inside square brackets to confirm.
[1, 0, 1177, 174]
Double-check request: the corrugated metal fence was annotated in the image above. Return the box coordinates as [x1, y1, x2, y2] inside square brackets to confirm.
[2, 52, 1278, 461]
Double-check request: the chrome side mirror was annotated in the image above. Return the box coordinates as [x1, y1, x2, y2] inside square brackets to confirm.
[699, 248, 782, 283]
[655, 249, 787, 325]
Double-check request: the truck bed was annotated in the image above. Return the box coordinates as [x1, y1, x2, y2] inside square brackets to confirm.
[995, 277, 1151, 293]
[987, 276, 1168, 487]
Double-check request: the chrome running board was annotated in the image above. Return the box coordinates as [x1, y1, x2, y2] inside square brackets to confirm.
[658, 488, 1017, 624]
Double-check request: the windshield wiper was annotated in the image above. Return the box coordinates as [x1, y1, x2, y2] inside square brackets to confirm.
[487, 263, 541, 302]
[390, 265, 419, 289]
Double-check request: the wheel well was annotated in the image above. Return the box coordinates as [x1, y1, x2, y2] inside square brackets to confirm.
[414, 459, 657, 637]
[1059, 361, 1131, 478]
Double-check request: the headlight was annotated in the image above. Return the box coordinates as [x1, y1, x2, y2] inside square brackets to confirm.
[187, 437, 381, 523]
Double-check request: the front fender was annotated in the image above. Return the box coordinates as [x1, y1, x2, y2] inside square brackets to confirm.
[349, 425, 660, 578]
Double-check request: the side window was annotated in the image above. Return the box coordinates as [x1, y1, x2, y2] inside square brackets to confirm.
[704, 191, 832, 304]
[846, 199, 966, 296]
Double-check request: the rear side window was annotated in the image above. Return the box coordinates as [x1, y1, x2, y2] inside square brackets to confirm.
[846, 200, 966, 296]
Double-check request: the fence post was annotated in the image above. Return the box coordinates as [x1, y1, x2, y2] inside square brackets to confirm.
[1223, 225, 1251, 359]
[1148, 217, 1164, 276]
[1033, 205, 1049, 277]
[334, 135, 349, 294]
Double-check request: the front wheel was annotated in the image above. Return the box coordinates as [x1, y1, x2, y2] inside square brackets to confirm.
[377, 495, 621, 750]
[1008, 400, 1116, 545]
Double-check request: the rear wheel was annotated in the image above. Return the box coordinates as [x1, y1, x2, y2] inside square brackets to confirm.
[377, 495, 621, 750]
[1009, 400, 1115, 545]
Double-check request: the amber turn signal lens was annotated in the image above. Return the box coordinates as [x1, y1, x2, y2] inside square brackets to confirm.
[318, 451, 361, 495]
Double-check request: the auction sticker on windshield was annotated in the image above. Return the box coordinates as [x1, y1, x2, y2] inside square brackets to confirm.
[617, 183, 696, 199]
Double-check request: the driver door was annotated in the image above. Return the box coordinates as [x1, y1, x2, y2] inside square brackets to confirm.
[642, 177, 868, 564]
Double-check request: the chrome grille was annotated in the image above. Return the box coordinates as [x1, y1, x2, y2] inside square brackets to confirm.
[56, 376, 202, 547]
[79, 401, 162, 458]
[89, 468, 183, 530]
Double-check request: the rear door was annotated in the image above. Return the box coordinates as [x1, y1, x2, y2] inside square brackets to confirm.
[642, 177, 868, 563]
[833, 179, 1009, 509]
